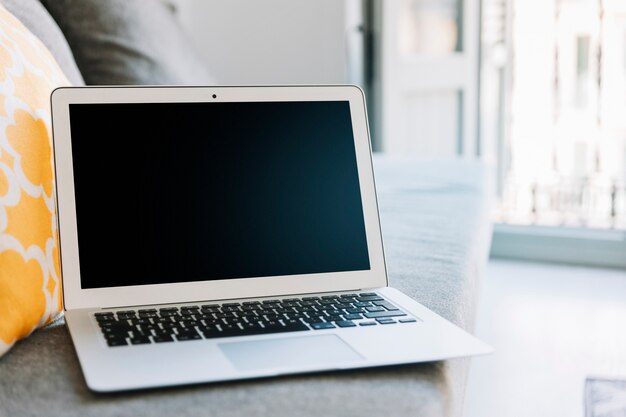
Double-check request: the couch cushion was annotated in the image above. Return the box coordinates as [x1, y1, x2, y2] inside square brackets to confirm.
[0, 0, 84, 85]
[40, 0, 214, 85]
[0, 3, 70, 357]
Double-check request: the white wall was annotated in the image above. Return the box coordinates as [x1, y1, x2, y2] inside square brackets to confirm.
[175, 0, 349, 85]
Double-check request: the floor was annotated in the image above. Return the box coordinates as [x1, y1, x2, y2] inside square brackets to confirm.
[463, 259, 626, 417]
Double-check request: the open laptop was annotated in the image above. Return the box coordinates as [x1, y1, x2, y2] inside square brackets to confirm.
[51, 85, 491, 392]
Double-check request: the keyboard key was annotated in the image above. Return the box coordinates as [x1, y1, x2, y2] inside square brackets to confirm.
[176, 332, 202, 341]
[158, 316, 174, 322]
[343, 313, 363, 320]
[259, 323, 282, 333]
[103, 332, 128, 340]
[284, 313, 306, 320]
[249, 322, 278, 336]
[95, 315, 116, 323]
[102, 332, 130, 342]
[353, 302, 372, 308]
[281, 319, 301, 326]
[365, 306, 385, 312]
[335, 320, 357, 328]
[239, 322, 266, 332]
[221, 323, 241, 332]
[359, 321, 377, 326]
[358, 296, 384, 302]
[180, 310, 199, 316]
[273, 322, 309, 333]
[100, 323, 132, 333]
[376, 318, 396, 324]
[300, 301, 319, 306]
[304, 316, 325, 324]
[359, 292, 378, 297]
[130, 336, 151, 345]
[280, 300, 298, 305]
[363, 311, 407, 319]
[153, 334, 174, 343]
[106, 338, 128, 347]
[399, 318, 417, 323]
[311, 322, 336, 330]
[373, 301, 400, 311]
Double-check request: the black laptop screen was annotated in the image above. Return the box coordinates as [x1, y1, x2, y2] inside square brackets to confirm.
[68, 101, 371, 289]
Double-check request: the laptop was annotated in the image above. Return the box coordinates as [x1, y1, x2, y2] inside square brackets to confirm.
[51, 85, 491, 392]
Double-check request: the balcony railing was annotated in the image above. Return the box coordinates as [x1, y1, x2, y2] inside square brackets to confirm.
[495, 176, 626, 230]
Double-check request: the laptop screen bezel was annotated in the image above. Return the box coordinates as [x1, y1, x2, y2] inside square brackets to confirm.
[52, 85, 387, 310]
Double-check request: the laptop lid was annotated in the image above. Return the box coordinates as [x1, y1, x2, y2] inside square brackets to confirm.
[51, 86, 387, 310]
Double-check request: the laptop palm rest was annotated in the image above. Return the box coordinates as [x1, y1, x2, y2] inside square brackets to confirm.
[219, 334, 364, 372]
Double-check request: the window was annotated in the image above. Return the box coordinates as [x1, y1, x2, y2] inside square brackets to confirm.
[482, 0, 626, 267]
[485, 0, 626, 231]
[372, 0, 480, 157]
[372, 0, 626, 267]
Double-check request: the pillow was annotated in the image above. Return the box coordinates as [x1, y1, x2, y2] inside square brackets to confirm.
[41, 0, 215, 85]
[0, 3, 70, 356]
[0, 0, 84, 86]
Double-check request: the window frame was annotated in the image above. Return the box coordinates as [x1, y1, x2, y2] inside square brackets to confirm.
[486, 0, 626, 267]
[491, 224, 626, 268]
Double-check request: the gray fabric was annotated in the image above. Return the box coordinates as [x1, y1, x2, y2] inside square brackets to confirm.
[0, 157, 492, 417]
[40, 0, 214, 85]
[0, 0, 84, 85]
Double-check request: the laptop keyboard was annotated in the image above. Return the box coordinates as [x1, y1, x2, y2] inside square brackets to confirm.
[94, 292, 418, 347]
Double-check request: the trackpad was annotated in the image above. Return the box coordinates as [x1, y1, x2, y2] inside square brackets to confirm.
[219, 334, 364, 371]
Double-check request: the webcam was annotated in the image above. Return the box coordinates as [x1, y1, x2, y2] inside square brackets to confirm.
[212, 94, 217, 99]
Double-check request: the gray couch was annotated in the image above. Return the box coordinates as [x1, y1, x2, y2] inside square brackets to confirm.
[0, 2, 492, 416]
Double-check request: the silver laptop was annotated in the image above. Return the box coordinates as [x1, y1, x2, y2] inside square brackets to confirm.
[51, 85, 491, 392]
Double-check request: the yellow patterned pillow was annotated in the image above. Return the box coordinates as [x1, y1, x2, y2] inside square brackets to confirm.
[0, 4, 70, 356]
